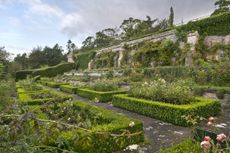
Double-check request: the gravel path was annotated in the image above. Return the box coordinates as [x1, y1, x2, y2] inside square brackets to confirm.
[46, 87, 192, 153]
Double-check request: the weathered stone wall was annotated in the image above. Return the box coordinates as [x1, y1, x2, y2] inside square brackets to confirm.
[88, 30, 230, 69]
[204, 35, 230, 46]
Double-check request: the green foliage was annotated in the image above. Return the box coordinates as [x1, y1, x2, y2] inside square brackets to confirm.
[93, 51, 116, 69]
[129, 79, 195, 105]
[133, 40, 179, 67]
[46, 82, 68, 88]
[112, 94, 221, 126]
[193, 85, 230, 99]
[159, 139, 202, 153]
[168, 6, 174, 27]
[15, 70, 34, 81]
[76, 88, 127, 102]
[0, 80, 14, 110]
[90, 81, 119, 92]
[212, 0, 230, 16]
[16, 63, 74, 81]
[60, 85, 78, 94]
[177, 11, 230, 36]
[17, 83, 72, 105]
[75, 51, 96, 70]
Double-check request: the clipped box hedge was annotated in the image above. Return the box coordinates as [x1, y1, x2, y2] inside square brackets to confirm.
[46, 82, 68, 88]
[193, 85, 230, 99]
[18, 90, 72, 105]
[112, 94, 221, 126]
[76, 88, 127, 102]
[60, 85, 78, 94]
[30, 101, 144, 153]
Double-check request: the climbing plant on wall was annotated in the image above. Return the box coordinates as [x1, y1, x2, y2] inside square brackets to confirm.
[93, 51, 116, 68]
[133, 40, 180, 67]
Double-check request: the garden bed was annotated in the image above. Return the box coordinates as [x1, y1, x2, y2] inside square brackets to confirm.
[18, 90, 72, 105]
[28, 101, 144, 153]
[112, 94, 221, 126]
[76, 88, 127, 102]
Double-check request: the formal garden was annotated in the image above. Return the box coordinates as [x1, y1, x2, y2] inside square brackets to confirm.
[1, 0, 230, 152]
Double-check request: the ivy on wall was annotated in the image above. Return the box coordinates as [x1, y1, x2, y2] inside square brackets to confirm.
[132, 40, 180, 67]
[93, 51, 116, 69]
[177, 11, 230, 36]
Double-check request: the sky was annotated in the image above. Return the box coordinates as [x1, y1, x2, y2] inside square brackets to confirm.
[0, 0, 217, 57]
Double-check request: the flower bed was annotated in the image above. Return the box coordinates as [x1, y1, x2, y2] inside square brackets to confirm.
[28, 101, 144, 153]
[60, 85, 78, 94]
[18, 90, 72, 105]
[112, 94, 221, 126]
[76, 88, 127, 102]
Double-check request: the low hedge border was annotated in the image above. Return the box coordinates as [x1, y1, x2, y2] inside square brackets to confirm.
[112, 94, 221, 126]
[29, 101, 144, 153]
[76, 88, 127, 102]
[193, 85, 230, 99]
[18, 90, 72, 105]
[46, 82, 68, 88]
[60, 85, 78, 94]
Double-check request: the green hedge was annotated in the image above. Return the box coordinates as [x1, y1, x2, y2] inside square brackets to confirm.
[30, 101, 144, 153]
[33, 63, 74, 77]
[75, 51, 96, 70]
[177, 12, 230, 35]
[18, 90, 72, 105]
[15, 70, 33, 81]
[16, 63, 74, 81]
[76, 88, 127, 102]
[193, 85, 230, 99]
[112, 94, 221, 126]
[60, 85, 78, 94]
[46, 82, 68, 88]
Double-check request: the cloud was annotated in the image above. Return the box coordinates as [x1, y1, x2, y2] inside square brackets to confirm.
[21, 0, 64, 18]
[60, 13, 83, 38]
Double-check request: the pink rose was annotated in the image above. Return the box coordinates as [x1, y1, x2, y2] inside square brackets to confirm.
[204, 136, 211, 142]
[216, 133, 226, 142]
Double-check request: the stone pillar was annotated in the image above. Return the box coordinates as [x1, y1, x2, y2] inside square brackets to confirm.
[67, 51, 75, 63]
[185, 31, 199, 66]
[88, 60, 93, 70]
[117, 51, 124, 67]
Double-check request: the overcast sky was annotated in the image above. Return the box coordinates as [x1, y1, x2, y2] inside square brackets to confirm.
[0, 0, 216, 57]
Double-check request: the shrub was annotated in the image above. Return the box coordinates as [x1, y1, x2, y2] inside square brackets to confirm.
[76, 88, 127, 102]
[15, 70, 33, 81]
[90, 81, 118, 92]
[160, 139, 202, 153]
[193, 85, 230, 99]
[112, 94, 221, 126]
[128, 79, 195, 105]
[15, 63, 74, 81]
[60, 85, 78, 94]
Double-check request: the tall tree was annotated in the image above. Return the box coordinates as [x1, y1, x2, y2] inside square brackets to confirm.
[14, 53, 28, 69]
[66, 40, 77, 53]
[82, 36, 95, 49]
[212, 0, 230, 15]
[28, 47, 45, 68]
[0, 47, 9, 64]
[168, 6, 174, 27]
